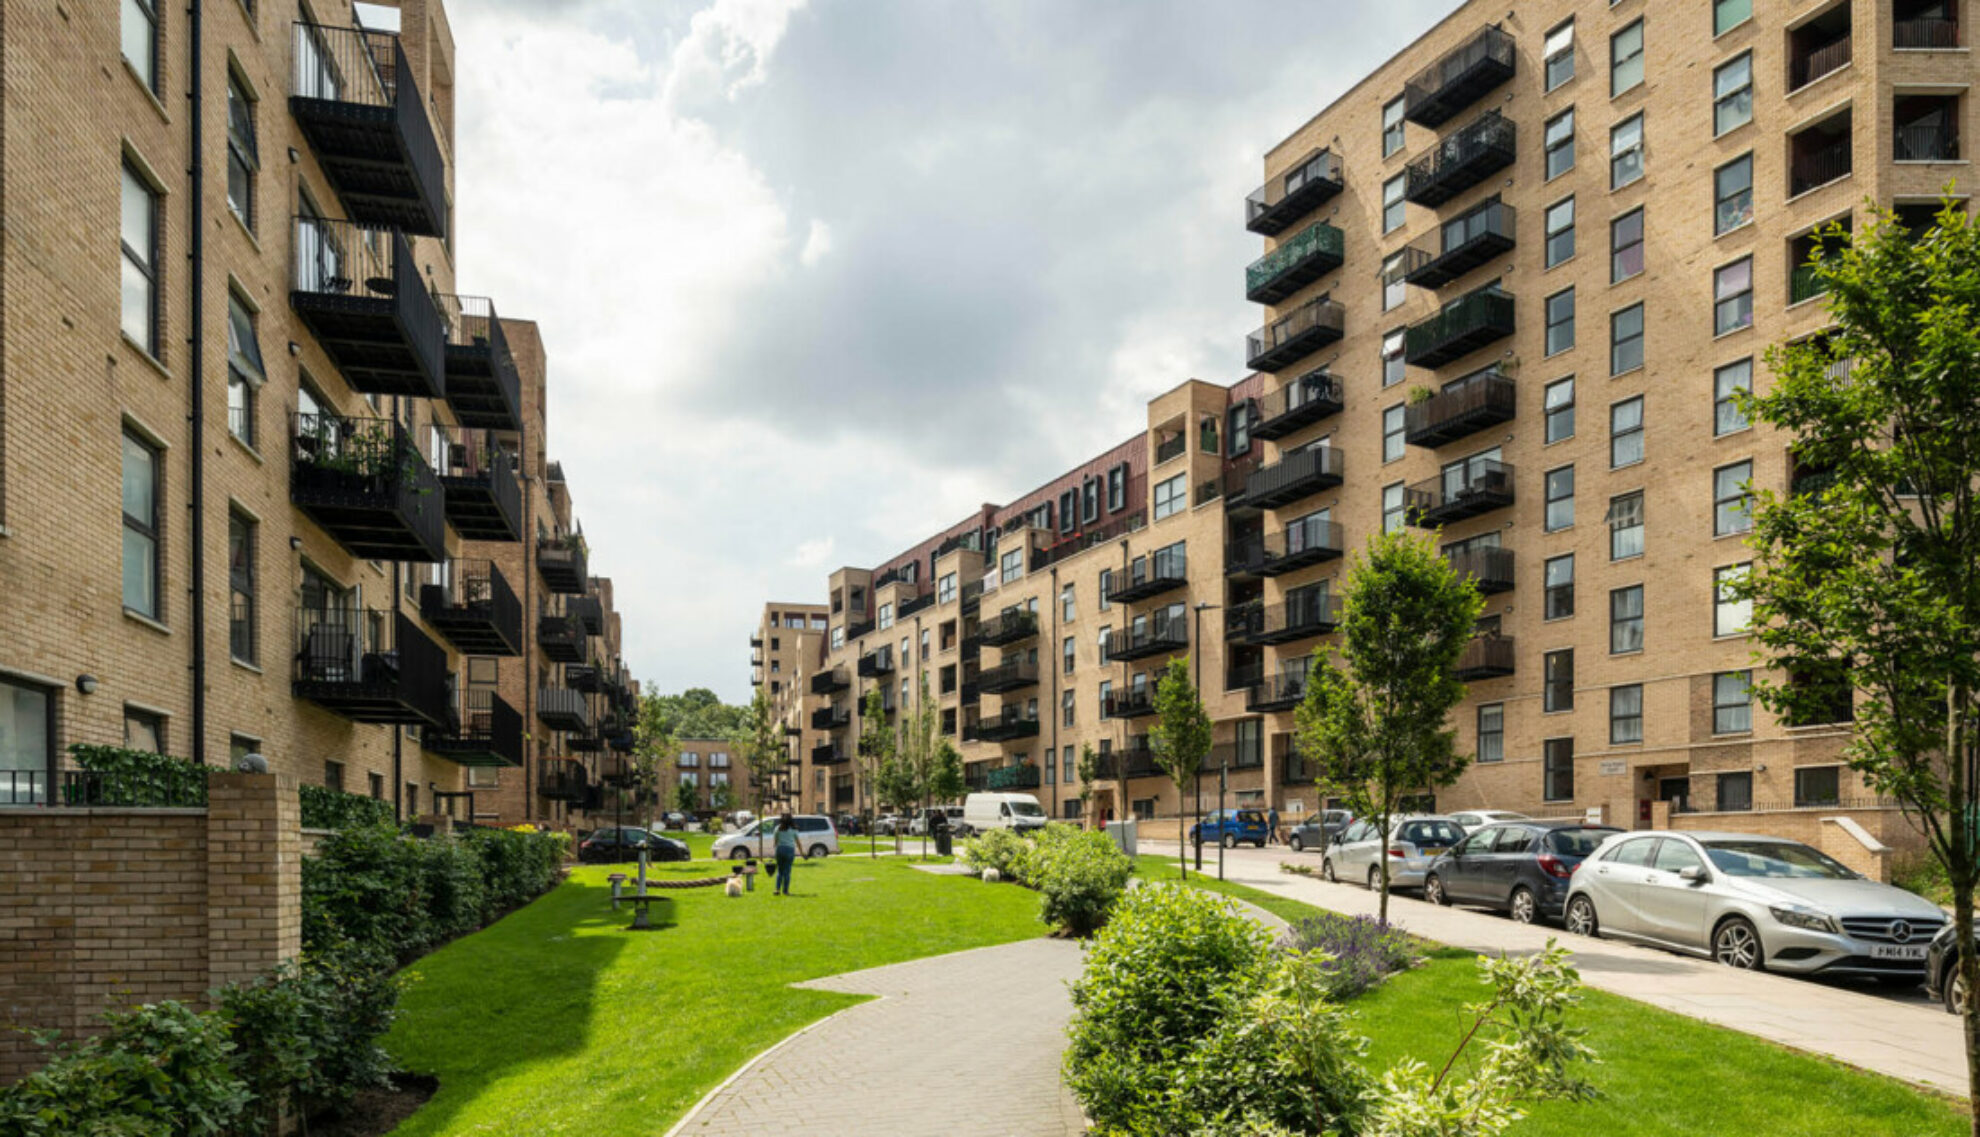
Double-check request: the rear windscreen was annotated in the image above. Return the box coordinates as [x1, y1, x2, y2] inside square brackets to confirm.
[1399, 821, 1462, 846]
[1546, 827, 1618, 856]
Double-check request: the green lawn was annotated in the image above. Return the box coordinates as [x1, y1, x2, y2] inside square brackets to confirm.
[383, 857, 1044, 1134]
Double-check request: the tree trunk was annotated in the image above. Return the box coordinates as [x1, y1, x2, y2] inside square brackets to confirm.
[1179, 798, 1188, 881]
[1956, 886, 1979, 1137]
[1377, 809, 1391, 927]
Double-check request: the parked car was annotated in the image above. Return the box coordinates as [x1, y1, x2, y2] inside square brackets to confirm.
[1189, 808, 1270, 849]
[835, 813, 865, 837]
[1563, 831, 1947, 979]
[1424, 820, 1622, 923]
[1926, 922, 1970, 1014]
[578, 827, 690, 864]
[873, 814, 905, 836]
[1448, 809, 1529, 830]
[660, 811, 690, 831]
[908, 807, 970, 836]
[713, 815, 841, 860]
[1286, 809, 1355, 853]
[963, 792, 1048, 833]
[1322, 816, 1466, 891]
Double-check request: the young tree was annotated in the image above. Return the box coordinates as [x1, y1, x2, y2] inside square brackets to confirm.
[876, 755, 919, 854]
[898, 673, 940, 857]
[708, 780, 737, 815]
[1077, 743, 1102, 829]
[1735, 200, 1980, 1123]
[1150, 656, 1212, 880]
[736, 689, 785, 816]
[672, 779, 699, 818]
[929, 740, 965, 809]
[1296, 528, 1483, 925]
[856, 687, 894, 860]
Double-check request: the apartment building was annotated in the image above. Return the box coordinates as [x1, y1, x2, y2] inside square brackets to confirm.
[763, 0, 1944, 859]
[752, 602, 829, 809]
[671, 736, 738, 813]
[0, 0, 640, 827]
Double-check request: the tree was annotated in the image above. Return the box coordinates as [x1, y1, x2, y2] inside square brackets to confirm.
[876, 756, 919, 854]
[673, 780, 699, 817]
[1733, 199, 1980, 1125]
[708, 780, 737, 815]
[1077, 744, 1102, 828]
[899, 673, 940, 857]
[736, 689, 785, 816]
[856, 687, 894, 860]
[1295, 528, 1483, 925]
[1150, 656, 1212, 880]
[928, 740, 965, 808]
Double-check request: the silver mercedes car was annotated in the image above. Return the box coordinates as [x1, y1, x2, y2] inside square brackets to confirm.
[1562, 830, 1946, 980]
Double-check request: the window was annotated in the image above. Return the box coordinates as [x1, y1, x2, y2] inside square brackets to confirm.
[1610, 685, 1644, 744]
[1610, 209, 1645, 282]
[1063, 636, 1076, 674]
[938, 572, 957, 605]
[1382, 174, 1406, 233]
[1382, 405, 1406, 462]
[877, 603, 894, 631]
[1545, 288, 1575, 356]
[1714, 460, 1752, 535]
[121, 162, 160, 355]
[1610, 397, 1644, 467]
[1544, 738, 1575, 801]
[1610, 585, 1644, 653]
[1382, 331, 1406, 387]
[1610, 303, 1645, 375]
[1544, 197, 1576, 267]
[1610, 114, 1645, 188]
[1794, 766, 1841, 807]
[1381, 482, 1406, 535]
[1714, 0, 1752, 36]
[1059, 490, 1077, 532]
[225, 293, 264, 448]
[1226, 406, 1251, 459]
[123, 0, 159, 92]
[2, 680, 52, 806]
[1717, 770, 1753, 811]
[1382, 254, 1407, 311]
[1714, 563, 1751, 636]
[1062, 690, 1076, 727]
[1061, 585, 1075, 623]
[1714, 259, 1753, 335]
[1477, 704, 1504, 763]
[1046, 748, 1058, 786]
[1544, 554, 1575, 619]
[1544, 650, 1574, 712]
[1714, 53, 1753, 135]
[1000, 548, 1023, 584]
[831, 626, 844, 650]
[1715, 155, 1754, 234]
[226, 73, 257, 228]
[1544, 466, 1576, 531]
[1382, 96, 1406, 157]
[1543, 377, 1575, 443]
[124, 708, 164, 753]
[228, 511, 256, 664]
[1611, 20, 1644, 96]
[1715, 359, 1752, 435]
[1544, 20, 1575, 91]
[1153, 473, 1187, 521]
[1098, 570, 1112, 611]
[1545, 108, 1576, 179]
[122, 429, 160, 618]
[1713, 671, 1752, 733]
[1608, 491, 1645, 559]
[1108, 464, 1127, 511]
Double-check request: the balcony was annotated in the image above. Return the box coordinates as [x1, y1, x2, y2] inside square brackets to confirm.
[809, 667, 851, 695]
[1102, 688, 1157, 720]
[1106, 619, 1189, 664]
[898, 587, 936, 618]
[1208, 741, 1264, 771]
[811, 743, 850, 766]
[1406, 460, 1515, 527]
[567, 732, 605, 754]
[418, 560, 522, 655]
[1246, 671, 1310, 713]
[1155, 433, 1188, 465]
[1243, 446, 1344, 510]
[1403, 24, 1516, 128]
[1246, 297, 1346, 372]
[288, 23, 447, 237]
[960, 580, 985, 613]
[1454, 635, 1516, 681]
[810, 706, 851, 731]
[1400, 200, 1516, 290]
[566, 664, 602, 693]
[1896, 2, 1961, 48]
[1274, 734, 1317, 785]
[437, 296, 523, 432]
[537, 535, 588, 595]
[536, 686, 594, 733]
[1446, 545, 1516, 596]
[1789, 14, 1851, 92]
[290, 413, 446, 562]
[538, 759, 588, 803]
[976, 660, 1040, 694]
[846, 618, 876, 640]
[1106, 550, 1189, 604]
[1404, 287, 1515, 370]
[1245, 593, 1342, 646]
[1246, 517, 1344, 579]
[960, 680, 981, 705]
[1245, 221, 1345, 304]
[569, 595, 605, 636]
[1116, 740, 1161, 780]
[424, 689, 524, 768]
[292, 608, 449, 726]
[987, 764, 1042, 790]
[978, 608, 1039, 646]
[976, 710, 1041, 743]
[1790, 110, 1854, 197]
[1246, 148, 1344, 237]
[1404, 367, 1517, 447]
[1403, 110, 1517, 209]
[1895, 98, 1960, 161]
[858, 647, 895, 678]
[433, 428, 522, 542]
[1251, 369, 1344, 441]
[537, 612, 586, 663]
[290, 217, 445, 398]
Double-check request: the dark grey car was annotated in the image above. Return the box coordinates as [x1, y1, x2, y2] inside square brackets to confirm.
[1423, 821, 1621, 923]
[1286, 809, 1354, 853]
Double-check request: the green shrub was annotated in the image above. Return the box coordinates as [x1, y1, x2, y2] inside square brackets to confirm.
[298, 784, 395, 831]
[961, 826, 1031, 881]
[66, 744, 209, 808]
[0, 1002, 247, 1137]
[218, 950, 403, 1128]
[1173, 953, 1371, 1135]
[464, 826, 567, 911]
[1032, 829, 1132, 937]
[1278, 912, 1419, 1000]
[1017, 821, 1080, 885]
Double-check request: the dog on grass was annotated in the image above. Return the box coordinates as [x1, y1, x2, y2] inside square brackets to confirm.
[981, 868, 1003, 884]
[725, 864, 746, 898]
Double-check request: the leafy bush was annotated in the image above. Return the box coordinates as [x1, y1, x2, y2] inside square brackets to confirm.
[1893, 850, 1953, 908]
[1032, 828, 1133, 937]
[465, 826, 568, 910]
[0, 1002, 247, 1137]
[219, 951, 402, 1127]
[961, 826, 1032, 881]
[298, 784, 395, 831]
[1277, 912, 1418, 1000]
[66, 744, 209, 808]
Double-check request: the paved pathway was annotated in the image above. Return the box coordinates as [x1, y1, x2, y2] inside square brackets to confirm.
[1143, 841, 1966, 1097]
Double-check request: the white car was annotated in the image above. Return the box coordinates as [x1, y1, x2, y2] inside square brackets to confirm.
[909, 806, 970, 836]
[1449, 809, 1529, 829]
[1323, 815, 1467, 891]
[712, 815, 840, 860]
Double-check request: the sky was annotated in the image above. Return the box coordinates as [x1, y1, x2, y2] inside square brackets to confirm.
[444, 0, 1462, 705]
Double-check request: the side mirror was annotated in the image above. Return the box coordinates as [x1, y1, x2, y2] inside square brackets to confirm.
[1678, 865, 1707, 883]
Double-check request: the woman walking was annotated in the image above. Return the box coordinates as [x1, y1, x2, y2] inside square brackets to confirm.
[773, 813, 799, 896]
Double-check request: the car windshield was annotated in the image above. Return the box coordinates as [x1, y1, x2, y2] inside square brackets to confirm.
[1546, 828, 1618, 856]
[1398, 821, 1462, 846]
[1010, 801, 1045, 818]
[1704, 841, 1857, 879]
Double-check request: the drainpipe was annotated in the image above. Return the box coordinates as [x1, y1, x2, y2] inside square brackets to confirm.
[187, 0, 208, 764]
[391, 396, 404, 821]
[1047, 565, 1060, 808]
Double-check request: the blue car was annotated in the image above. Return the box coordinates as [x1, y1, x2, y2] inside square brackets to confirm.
[1189, 809, 1270, 849]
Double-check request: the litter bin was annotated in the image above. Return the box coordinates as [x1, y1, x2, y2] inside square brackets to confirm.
[933, 815, 953, 857]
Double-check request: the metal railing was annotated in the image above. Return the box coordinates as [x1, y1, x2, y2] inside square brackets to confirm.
[60, 768, 210, 809]
[1155, 434, 1188, 465]
[1790, 137, 1852, 196]
[1895, 16, 1960, 48]
[536, 686, 594, 733]
[1243, 445, 1344, 505]
[1398, 200, 1516, 287]
[1404, 367, 1516, 444]
[1895, 121, 1959, 162]
[1031, 508, 1147, 571]
[421, 558, 520, 630]
[1245, 220, 1345, 303]
[1404, 287, 1515, 367]
[1245, 148, 1343, 234]
[1403, 111, 1516, 205]
[1, 770, 48, 807]
[1446, 545, 1515, 592]
[1454, 635, 1516, 678]
[432, 426, 520, 516]
[987, 764, 1041, 790]
[1403, 24, 1516, 126]
[976, 660, 1040, 692]
[1247, 297, 1346, 371]
[293, 606, 449, 718]
[1792, 36, 1852, 90]
[1253, 369, 1343, 434]
[1404, 459, 1515, 523]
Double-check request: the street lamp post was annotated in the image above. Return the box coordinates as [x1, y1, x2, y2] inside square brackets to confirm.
[1193, 601, 1219, 875]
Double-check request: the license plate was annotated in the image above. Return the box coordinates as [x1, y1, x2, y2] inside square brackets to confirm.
[1418, 847, 1445, 856]
[1870, 944, 1927, 961]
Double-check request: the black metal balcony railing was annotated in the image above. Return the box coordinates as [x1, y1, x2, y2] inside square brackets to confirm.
[1106, 549, 1189, 604]
[537, 759, 588, 802]
[1243, 446, 1345, 511]
[1792, 36, 1852, 91]
[811, 706, 851, 731]
[1446, 545, 1516, 596]
[433, 428, 522, 543]
[1895, 121, 1959, 162]
[566, 663, 602, 693]
[1403, 24, 1517, 128]
[537, 611, 586, 663]
[809, 667, 851, 695]
[978, 608, 1039, 646]
[290, 413, 446, 563]
[436, 296, 523, 432]
[1400, 200, 1516, 290]
[858, 647, 895, 678]
[987, 764, 1041, 790]
[1225, 602, 1262, 641]
[898, 586, 937, 618]
[1274, 734, 1317, 785]
[424, 688, 524, 768]
[1404, 367, 1517, 447]
[1246, 148, 1345, 237]
[1106, 618, 1189, 664]
[960, 680, 982, 705]
[1404, 287, 1516, 370]
[1406, 459, 1516, 527]
[1231, 516, 1345, 579]
[1031, 506, 1150, 572]
[1454, 635, 1517, 681]
[975, 709, 1041, 742]
[1791, 137, 1853, 196]
[288, 23, 447, 237]
[537, 535, 587, 595]
[568, 595, 605, 636]
[1246, 671, 1310, 713]
[976, 660, 1040, 694]
[1155, 433, 1189, 465]
[1246, 220, 1346, 304]
[1116, 740, 1161, 780]
[292, 607, 450, 727]
[811, 743, 850, 766]
[1250, 369, 1344, 441]
[418, 560, 523, 656]
[1245, 593, 1342, 646]
[959, 579, 985, 613]
[846, 618, 876, 640]
[1102, 688, 1157, 719]
[1896, 16, 1961, 48]
[290, 216, 445, 399]
[535, 686, 594, 733]
[1404, 110, 1517, 209]
[1246, 296, 1347, 373]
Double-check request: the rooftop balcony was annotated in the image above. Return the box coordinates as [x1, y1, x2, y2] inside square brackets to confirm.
[975, 709, 1041, 743]
[1244, 593, 1342, 646]
[1403, 24, 1516, 128]
[292, 607, 449, 727]
[1246, 296, 1346, 372]
[1447, 545, 1516, 596]
[1102, 688, 1157, 720]
[1245, 220, 1345, 304]
[1243, 445, 1344, 510]
[535, 686, 593, 734]
[809, 667, 851, 695]
[977, 608, 1039, 646]
[437, 296, 523, 432]
[1105, 618, 1189, 664]
[1403, 110, 1517, 208]
[1404, 366, 1516, 447]
[423, 688, 524, 768]
[433, 428, 521, 542]
[288, 22, 447, 237]
[976, 660, 1040, 694]
[811, 743, 851, 766]
[1250, 369, 1343, 442]
[1454, 635, 1516, 681]
[986, 764, 1041, 790]
[1106, 549, 1189, 604]
[1404, 286, 1515, 369]
[1246, 671, 1310, 713]
[811, 706, 851, 731]
[537, 535, 587, 595]
[290, 412, 446, 562]
[290, 216, 444, 398]
[1246, 148, 1344, 237]
[1399, 200, 1516, 290]
[537, 611, 586, 663]
[1406, 459, 1515, 527]
[537, 759, 588, 802]
[418, 560, 522, 656]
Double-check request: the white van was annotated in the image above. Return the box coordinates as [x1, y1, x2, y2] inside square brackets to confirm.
[964, 793, 1048, 834]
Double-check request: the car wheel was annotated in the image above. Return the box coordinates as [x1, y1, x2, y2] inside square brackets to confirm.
[1321, 858, 1337, 883]
[729, 847, 749, 861]
[1222, 833, 1237, 849]
[1367, 866, 1381, 891]
[807, 844, 829, 859]
[1424, 874, 1448, 906]
[1564, 895, 1599, 938]
[1713, 917, 1764, 970]
[1288, 835, 1304, 853]
[1946, 965, 1969, 1016]
[1509, 886, 1538, 925]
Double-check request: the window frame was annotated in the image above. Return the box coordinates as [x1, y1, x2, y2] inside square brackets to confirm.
[1610, 113, 1646, 189]
[1382, 96, 1406, 157]
[1714, 257, 1754, 336]
[1715, 153, 1755, 235]
[1544, 196, 1576, 267]
[1381, 482, 1406, 535]
[122, 0, 161, 94]
[1610, 302, 1645, 376]
[1610, 208, 1646, 283]
[1381, 404, 1406, 463]
[1544, 19, 1576, 92]
[1477, 703, 1505, 763]
[225, 69, 258, 230]
[1545, 108, 1577, 180]
[1609, 684, 1644, 744]
[1544, 464, 1576, 532]
[1152, 473, 1187, 521]
[1543, 376, 1576, 444]
[122, 427, 162, 619]
[1544, 554, 1575, 620]
[1608, 490, 1645, 560]
[1543, 737, 1576, 802]
[1382, 174, 1406, 233]
[1714, 358, 1752, 435]
[1714, 0, 1753, 38]
[1544, 287, 1576, 357]
[1544, 649, 1575, 712]
[1714, 459, 1753, 536]
[121, 160, 162, 357]
[1610, 19, 1645, 98]
[1713, 670, 1753, 734]
[228, 508, 257, 665]
[1382, 330, 1407, 387]
[1714, 563, 1752, 636]
[1609, 396, 1645, 468]
[1713, 52, 1754, 136]
[1610, 584, 1645, 654]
